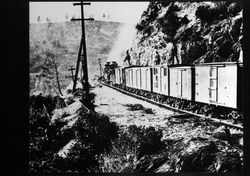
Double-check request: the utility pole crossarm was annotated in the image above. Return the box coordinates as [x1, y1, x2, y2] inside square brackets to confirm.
[71, 18, 94, 21]
[98, 58, 103, 77]
[73, 2, 91, 6]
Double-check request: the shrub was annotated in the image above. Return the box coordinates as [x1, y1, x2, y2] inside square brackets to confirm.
[157, 4, 181, 38]
[195, 5, 211, 22]
[29, 97, 119, 173]
[175, 141, 218, 172]
[99, 130, 138, 172]
[73, 110, 119, 154]
[161, 1, 171, 7]
[29, 104, 72, 173]
[137, 126, 165, 159]
[99, 125, 166, 172]
[195, 3, 229, 23]
[29, 94, 66, 115]
[213, 150, 242, 172]
[217, 40, 234, 59]
[63, 109, 119, 172]
[186, 42, 207, 63]
[228, 2, 242, 16]
[135, 23, 145, 32]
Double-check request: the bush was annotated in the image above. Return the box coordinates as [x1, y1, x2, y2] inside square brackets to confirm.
[186, 42, 207, 63]
[228, 2, 242, 16]
[213, 150, 242, 172]
[195, 3, 229, 23]
[136, 126, 165, 159]
[29, 94, 66, 115]
[175, 141, 218, 172]
[99, 130, 137, 172]
[29, 104, 73, 173]
[157, 4, 181, 38]
[74, 110, 119, 154]
[72, 86, 96, 110]
[99, 125, 166, 172]
[62, 109, 119, 172]
[217, 40, 234, 59]
[135, 23, 145, 32]
[29, 97, 119, 173]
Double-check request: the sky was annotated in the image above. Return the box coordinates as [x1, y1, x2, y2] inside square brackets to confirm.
[29, 1, 149, 25]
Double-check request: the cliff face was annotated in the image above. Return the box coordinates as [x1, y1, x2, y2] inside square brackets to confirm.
[129, 1, 242, 66]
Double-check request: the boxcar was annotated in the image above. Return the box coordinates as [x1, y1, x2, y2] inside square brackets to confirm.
[109, 72, 116, 85]
[115, 67, 121, 84]
[152, 66, 161, 94]
[128, 67, 142, 89]
[130, 67, 136, 89]
[134, 67, 142, 89]
[160, 66, 169, 96]
[141, 67, 152, 92]
[195, 62, 241, 109]
[115, 67, 126, 85]
[121, 67, 126, 85]
[125, 67, 138, 88]
[152, 66, 169, 96]
[125, 68, 132, 87]
[169, 66, 193, 100]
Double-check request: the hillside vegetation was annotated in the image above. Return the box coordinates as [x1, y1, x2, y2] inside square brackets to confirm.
[30, 20, 122, 95]
[129, 1, 243, 66]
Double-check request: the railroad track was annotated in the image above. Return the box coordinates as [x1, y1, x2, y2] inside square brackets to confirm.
[101, 82, 243, 132]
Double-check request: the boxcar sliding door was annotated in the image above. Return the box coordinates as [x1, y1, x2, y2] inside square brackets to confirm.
[209, 66, 218, 103]
[217, 65, 237, 108]
[161, 67, 168, 96]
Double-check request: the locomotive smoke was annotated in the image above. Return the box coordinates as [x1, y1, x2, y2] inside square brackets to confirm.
[107, 23, 136, 66]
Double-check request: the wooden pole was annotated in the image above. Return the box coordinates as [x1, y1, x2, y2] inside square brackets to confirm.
[71, 0, 94, 94]
[72, 38, 83, 92]
[52, 58, 63, 96]
[80, 1, 89, 96]
[98, 58, 102, 77]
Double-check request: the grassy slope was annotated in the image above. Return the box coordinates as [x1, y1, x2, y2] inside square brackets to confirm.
[29, 20, 122, 95]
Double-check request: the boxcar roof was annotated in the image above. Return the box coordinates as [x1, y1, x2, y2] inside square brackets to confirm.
[168, 64, 193, 68]
[194, 62, 242, 66]
[123, 65, 144, 69]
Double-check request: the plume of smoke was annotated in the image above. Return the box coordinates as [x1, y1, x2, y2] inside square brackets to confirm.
[107, 23, 136, 66]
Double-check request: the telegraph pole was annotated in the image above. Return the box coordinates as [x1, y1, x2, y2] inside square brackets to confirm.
[71, 0, 94, 97]
[98, 58, 103, 77]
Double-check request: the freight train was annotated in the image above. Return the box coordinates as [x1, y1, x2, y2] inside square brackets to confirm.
[104, 62, 243, 111]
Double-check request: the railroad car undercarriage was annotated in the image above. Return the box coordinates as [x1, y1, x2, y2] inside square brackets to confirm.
[114, 83, 243, 125]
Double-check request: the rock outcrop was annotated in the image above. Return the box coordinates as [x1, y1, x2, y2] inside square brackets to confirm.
[128, 1, 242, 66]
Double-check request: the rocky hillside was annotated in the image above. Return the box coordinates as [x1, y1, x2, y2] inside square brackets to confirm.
[30, 20, 122, 95]
[129, 1, 243, 66]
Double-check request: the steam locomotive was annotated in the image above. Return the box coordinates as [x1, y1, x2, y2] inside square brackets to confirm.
[105, 62, 243, 110]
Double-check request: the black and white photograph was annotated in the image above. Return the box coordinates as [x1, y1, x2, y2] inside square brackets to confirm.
[29, 0, 244, 173]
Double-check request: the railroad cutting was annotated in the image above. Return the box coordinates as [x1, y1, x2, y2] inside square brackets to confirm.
[29, 1, 244, 174]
